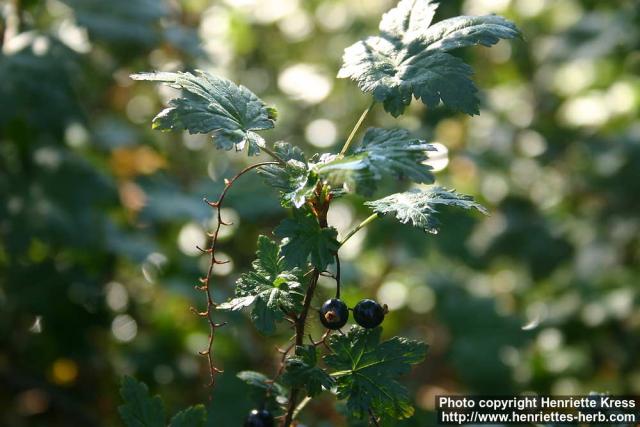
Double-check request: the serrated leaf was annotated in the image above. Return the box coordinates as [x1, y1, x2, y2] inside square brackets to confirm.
[131, 71, 276, 155]
[274, 209, 340, 270]
[118, 376, 165, 427]
[324, 326, 427, 421]
[169, 405, 206, 427]
[315, 128, 435, 195]
[254, 233, 284, 277]
[365, 187, 488, 234]
[357, 128, 436, 183]
[310, 153, 376, 196]
[282, 345, 335, 397]
[217, 236, 303, 335]
[338, 0, 520, 116]
[258, 142, 315, 208]
[237, 371, 288, 402]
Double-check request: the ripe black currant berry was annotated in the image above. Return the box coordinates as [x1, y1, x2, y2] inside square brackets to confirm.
[353, 299, 387, 329]
[244, 409, 274, 427]
[319, 298, 349, 330]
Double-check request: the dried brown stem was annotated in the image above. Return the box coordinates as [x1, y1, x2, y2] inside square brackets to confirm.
[196, 161, 278, 390]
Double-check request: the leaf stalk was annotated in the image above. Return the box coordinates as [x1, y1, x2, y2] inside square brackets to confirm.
[339, 213, 379, 247]
[339, 100, 376, 156]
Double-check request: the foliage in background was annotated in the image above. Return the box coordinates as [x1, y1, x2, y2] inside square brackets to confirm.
[1, 0, 639, 426]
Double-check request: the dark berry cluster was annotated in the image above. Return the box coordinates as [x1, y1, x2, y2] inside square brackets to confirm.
[319, 298, 387, 330]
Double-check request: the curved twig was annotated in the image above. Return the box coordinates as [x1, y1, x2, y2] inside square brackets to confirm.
[195, 161, 278, 389]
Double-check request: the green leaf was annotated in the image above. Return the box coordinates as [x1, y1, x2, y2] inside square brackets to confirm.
[169, 405, 207, 427]
[131, 71, 276, 155]
[365, 187, 488, 234]
[237, 371, 288, 403]
[315, 128, 435, 195]
[255, 233, 284, 278]
[324, 326, 427, 421]
[274, 209, 340, 270]
[311, 153, 376, 196]
[338, 0, 520, 116]
[258, 142, 316, 208]
[217, 236, 303, 335]
[118, 376, 165, 427]
[282, 345, 335, 397]
[62, 0, 167, 47]
[356, 128, 435, 183]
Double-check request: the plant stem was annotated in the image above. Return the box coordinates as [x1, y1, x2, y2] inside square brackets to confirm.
[282, 268, 320, 427]
[197, 161, 279, 390]
[3, 0, 23, 45]
[334, 253, 341, 299]
[339, 100, 376, 156]
[292, 396, 312, 420]
[339, 213, 379, 246]
[260, 144, 287, 165]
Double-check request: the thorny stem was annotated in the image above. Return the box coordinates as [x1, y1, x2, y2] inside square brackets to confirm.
[194, 161, 278, 390]
[339, 100, 376, 156]
[339, 213, 379, 246]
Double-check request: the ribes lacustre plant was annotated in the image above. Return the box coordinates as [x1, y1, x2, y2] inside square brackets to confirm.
[119, 1, 521, 425]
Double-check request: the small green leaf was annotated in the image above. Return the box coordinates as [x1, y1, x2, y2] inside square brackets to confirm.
[131, 71, 275, 155]
[118, 376, 165, 427]
[217, 236, 303, 335]
[237, 370, 288, 403]
[315, 128, 435, 195]
[338, 0, 520, 116]
[324, 326, 427, 421]
[258, 142, 315, 208]
[365, 187, 488, 234]
[274, 209, 340, 270]
[169, 405, 206, 427]
[255, 233, 284, 278]
[282, 345, 335, 397]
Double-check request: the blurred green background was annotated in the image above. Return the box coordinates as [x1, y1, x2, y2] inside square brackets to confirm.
[1, 0, 639, 425]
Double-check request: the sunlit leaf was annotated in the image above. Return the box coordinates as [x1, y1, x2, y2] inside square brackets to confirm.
[315, 128, 435, 195]
[365, 187, 488, 233]
[338, 0, 520, 116]
[258, 142, 316, 208]
[131, 71, 276, 155]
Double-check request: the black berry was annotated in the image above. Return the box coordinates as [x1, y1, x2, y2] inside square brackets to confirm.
[319, 298, 349, 330]
[353, 299, 387, 328]
[244, 409, 274, 427]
